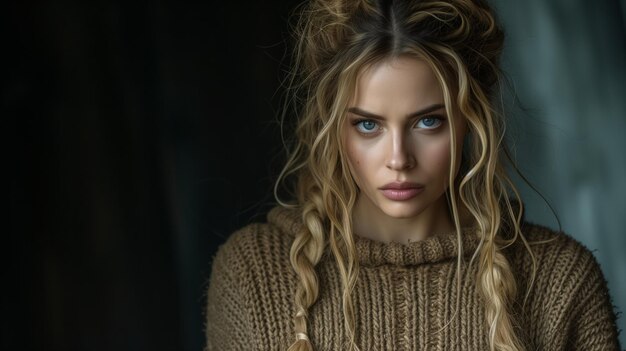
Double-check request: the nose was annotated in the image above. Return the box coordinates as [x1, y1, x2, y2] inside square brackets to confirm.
[386, 129, 416, 171]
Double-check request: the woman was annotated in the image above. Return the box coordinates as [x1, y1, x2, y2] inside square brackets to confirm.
[205, 0, 621, 350]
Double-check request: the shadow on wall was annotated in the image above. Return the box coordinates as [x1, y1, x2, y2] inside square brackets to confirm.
[494, 0, 626, 347]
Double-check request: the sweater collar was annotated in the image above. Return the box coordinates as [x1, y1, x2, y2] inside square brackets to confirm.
[267, 205, 481, 267]
[353, 227, 479, 266]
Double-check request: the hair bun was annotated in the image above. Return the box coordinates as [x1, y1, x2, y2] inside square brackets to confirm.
[292, 0, 372, 75]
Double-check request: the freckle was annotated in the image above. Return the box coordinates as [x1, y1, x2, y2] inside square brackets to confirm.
[357, 160, 360, 165]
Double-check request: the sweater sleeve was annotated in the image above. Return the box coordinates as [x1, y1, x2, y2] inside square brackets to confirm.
[204, 232, 251, 351]
[565, 250, 621, 350]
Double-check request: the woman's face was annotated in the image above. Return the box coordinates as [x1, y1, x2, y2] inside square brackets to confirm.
[343, 55, 467, 220]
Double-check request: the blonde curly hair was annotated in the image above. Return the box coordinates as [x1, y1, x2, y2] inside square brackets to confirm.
[274, 1, 538, 350]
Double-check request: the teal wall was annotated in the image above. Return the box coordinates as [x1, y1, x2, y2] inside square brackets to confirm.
[493, 0, 626, 345]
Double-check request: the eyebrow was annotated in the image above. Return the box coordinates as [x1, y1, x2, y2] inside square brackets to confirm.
[347, 103, 445, 120]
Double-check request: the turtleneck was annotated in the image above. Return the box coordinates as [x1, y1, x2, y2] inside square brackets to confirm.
[267, 205, 480, 267]
[353, 227, 480, 266]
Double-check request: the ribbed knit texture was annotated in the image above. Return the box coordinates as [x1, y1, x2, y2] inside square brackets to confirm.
[205, 206, 621, 350]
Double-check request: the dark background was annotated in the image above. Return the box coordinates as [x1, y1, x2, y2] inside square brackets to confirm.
[4, 1, 625, 350]
[5, 1, 300, 350]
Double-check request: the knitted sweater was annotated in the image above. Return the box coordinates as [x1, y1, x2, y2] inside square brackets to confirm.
[205, 206, 621, 350]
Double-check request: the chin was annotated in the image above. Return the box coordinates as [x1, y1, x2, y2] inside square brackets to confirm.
[379, 201, 426, 219]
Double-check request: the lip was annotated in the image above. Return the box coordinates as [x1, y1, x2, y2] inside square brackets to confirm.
[379, 182, 424, 201]
[379, 181, 423, 190]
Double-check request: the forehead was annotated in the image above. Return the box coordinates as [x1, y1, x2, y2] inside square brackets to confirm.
[352, 56, 444, 111]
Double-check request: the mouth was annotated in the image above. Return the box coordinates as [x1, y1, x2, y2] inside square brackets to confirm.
[379, 182, 424, 201]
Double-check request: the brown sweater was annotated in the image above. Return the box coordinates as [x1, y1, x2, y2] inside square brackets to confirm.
[205, 206, 621, 350]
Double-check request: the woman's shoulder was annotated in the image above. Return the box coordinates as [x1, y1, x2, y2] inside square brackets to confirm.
[508, 221, 611, 300]
[210, 206, 301, 274]
[515, 221, 601, 267]
[508, 225, 621, 349]
[206, 207, 301, 350]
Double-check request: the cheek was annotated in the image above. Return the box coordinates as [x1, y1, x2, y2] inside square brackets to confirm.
[417, 137, 452, 175]
[344, 137, 382, 188]
[349, 150, 362, 171]
[344, 138, 365, 184]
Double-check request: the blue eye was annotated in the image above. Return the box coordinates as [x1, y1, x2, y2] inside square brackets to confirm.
[355, 120, 379, 133]
[416, 116, 443, 129]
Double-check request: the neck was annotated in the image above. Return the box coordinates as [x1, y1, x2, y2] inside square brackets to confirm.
[352, 194, 466, 244]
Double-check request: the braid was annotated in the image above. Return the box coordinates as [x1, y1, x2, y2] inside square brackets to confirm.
[476, 203, 524, 351]
[287, 190, 326, 350]
[480, 243, 521, 351]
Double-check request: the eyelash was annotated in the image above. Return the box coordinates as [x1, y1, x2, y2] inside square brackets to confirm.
[351, 115, 446, 134]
